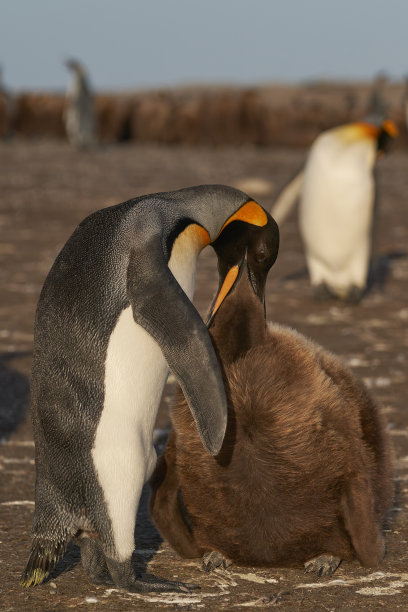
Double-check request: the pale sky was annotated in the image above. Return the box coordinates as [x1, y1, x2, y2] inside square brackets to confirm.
[1, 0, 407, 91]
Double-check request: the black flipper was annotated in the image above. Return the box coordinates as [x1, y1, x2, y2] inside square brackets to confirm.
[127, 240, 227, 456]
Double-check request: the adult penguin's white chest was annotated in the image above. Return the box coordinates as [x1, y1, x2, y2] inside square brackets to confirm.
[300, 138, 375, 267]
[91, 228, 202, 558]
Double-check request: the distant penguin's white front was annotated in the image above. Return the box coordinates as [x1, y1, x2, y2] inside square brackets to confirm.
[299, 124, 377, 297]
[92, 224, 206, 560]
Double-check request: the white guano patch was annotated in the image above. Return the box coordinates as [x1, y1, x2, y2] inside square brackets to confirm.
[297, 571, 408, 595]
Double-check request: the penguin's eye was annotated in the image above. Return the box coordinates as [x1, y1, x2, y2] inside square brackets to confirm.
[255, 249, 266, 263]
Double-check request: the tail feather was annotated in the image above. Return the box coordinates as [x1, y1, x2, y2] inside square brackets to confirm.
[20, 539, 66, 587]
[270, 170, 304, 225]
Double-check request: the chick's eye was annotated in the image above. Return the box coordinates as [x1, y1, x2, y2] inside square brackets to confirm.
[255, 250, 266, 263]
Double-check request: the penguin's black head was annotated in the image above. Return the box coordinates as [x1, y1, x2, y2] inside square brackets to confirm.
[207, 213, 279, 327]
[377, 119, 398, 153]
[64, 58, 84, 75]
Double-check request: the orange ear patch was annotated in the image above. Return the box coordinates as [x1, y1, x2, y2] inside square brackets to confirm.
[218, 201, 268, 235]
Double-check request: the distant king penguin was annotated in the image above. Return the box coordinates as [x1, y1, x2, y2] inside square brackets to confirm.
[64, 59, 95, 148]
[272, 120, 398, 301]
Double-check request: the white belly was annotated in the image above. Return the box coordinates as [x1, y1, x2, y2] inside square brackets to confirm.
[299, 146, 374, 294]
[92, 228, 200, 560]
[92, 307, 168, 559]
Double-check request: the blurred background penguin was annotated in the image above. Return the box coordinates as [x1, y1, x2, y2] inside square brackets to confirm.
[64, 59, 96, 149]
[271, 119, 398, 302]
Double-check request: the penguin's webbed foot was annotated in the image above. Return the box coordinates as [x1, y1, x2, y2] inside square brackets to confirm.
[313, 283, 335, 302]
[346, 285, 364, 304]
[304, 554, 341, 577]
[128, 573, 200, 593]
[80, 537, 114, 586]
[106, 558, 199, 593]
[202, 550, 232, 573]
[87, 572, 115, 586]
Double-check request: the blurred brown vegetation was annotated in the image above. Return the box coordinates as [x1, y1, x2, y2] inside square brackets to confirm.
[1, 82, 407, 147]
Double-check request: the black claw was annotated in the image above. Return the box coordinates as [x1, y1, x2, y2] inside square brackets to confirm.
[201, 551, 230, 573]
[303, 555, 341, 577]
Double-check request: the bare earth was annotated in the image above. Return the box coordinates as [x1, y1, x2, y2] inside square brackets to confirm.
[0, 140, 407, 610]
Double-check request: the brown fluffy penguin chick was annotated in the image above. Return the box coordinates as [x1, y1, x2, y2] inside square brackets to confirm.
[150, 249, 394, 577]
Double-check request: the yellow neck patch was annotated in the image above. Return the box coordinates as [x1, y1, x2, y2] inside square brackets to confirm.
[338, 122, 379, 142]
[171, 223, 211, 260]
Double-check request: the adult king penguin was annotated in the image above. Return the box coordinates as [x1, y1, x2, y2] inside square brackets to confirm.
[271, 120, 398, 302]
[21, 185, 269, 592]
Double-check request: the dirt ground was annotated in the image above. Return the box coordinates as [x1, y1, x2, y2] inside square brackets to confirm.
[0, 140, 407, 610]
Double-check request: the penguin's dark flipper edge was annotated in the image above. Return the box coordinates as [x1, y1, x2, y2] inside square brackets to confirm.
[127, 242, 227, 456]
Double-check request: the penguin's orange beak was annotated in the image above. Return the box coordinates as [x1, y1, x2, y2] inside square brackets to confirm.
[377, 119, 399, 157]
[207, 265, 240, 322]
[381, 119, 399, 139]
